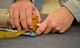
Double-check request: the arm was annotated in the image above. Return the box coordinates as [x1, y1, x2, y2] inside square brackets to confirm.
[60, 0, 80, 23]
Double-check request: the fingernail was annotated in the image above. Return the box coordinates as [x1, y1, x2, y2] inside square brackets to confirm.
[18, 28, 21, 30]
[30, 27, 33, 29]
[37, 24, 41, 26]
[30, 26, 33, 28]
[12, 26, 15, 28]
[36, 30, 41, 35]
[30, 27, 33, 30]
[25, 29, 28, 31]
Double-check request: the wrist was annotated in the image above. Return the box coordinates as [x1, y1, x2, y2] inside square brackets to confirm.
[62, 7, 75, 19]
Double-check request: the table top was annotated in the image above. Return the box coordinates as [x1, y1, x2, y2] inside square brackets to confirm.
[0, 14, 80, 48]
[0, 26, 80, 48]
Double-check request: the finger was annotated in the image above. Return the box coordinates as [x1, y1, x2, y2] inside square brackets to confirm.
[20, 8, 28, 30]
[26, 6, 32, 28]
[43, 26, 52, 34]
[9, 7, 14, 28]
[52, 27, 60, 33]
[37, 23, 41, 27]
[13, 8, 21, 30]
[59, 29, 65, 33]
[36, 22, 47, 35]
[52, 29, 57, 33]
[33, 9, 41, 23]
[59, 27, 68, 33]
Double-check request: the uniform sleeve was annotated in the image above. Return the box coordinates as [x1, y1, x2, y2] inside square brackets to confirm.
[60, 0, 80, 23]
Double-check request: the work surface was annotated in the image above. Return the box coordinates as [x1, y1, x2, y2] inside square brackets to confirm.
[0, 14, 80, 48]
[0, 26, 80, 48]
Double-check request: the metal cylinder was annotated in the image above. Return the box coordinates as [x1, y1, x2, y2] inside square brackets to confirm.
[0, 8, 10, 28]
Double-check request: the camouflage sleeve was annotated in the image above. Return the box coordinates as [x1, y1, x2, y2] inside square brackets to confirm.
[60, 0, 80, 23]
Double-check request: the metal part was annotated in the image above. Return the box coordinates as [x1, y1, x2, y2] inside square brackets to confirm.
[23, 30, 37, 38]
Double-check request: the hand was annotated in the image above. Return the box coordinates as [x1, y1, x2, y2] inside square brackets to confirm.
[36, 7, 74, 35]
[9, 0, 41, 30]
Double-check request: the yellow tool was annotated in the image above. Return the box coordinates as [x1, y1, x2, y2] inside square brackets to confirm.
[0, 8, 39, 38]
[0, 29, 25, 38]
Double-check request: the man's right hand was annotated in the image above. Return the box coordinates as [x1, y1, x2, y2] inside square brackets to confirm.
[9, 0, 41, 30]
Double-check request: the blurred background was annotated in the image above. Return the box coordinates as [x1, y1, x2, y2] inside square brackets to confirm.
[0, 0, 61, 14]
[0, 0, 14, 8]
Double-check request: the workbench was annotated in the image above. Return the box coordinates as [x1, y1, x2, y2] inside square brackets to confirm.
[0, 14, 80, 48]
